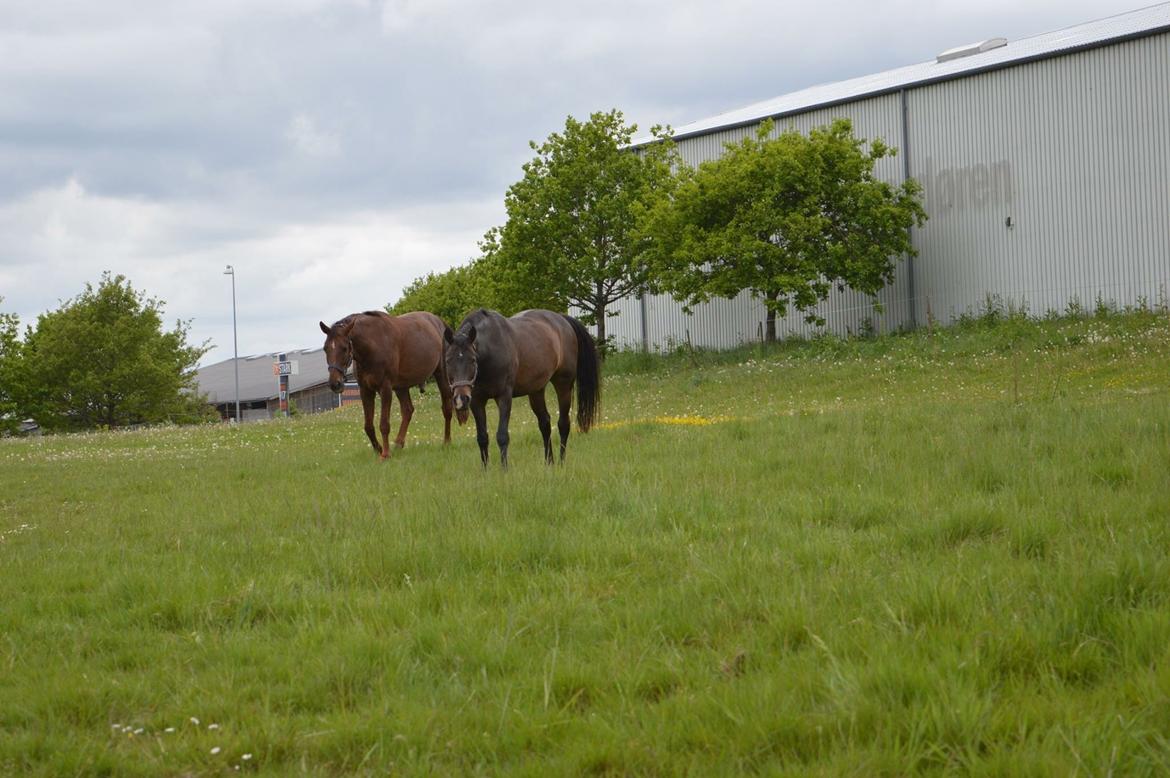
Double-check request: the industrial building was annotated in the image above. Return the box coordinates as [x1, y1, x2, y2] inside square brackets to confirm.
[604, 3, 1170, 350]
[194, 349, 358, 422]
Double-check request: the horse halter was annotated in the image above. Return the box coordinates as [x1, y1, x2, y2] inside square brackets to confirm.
[327, 339, 352, 378]
[448, 360, 477, 390]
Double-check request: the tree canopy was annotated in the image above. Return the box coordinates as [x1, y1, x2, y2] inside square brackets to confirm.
[644, 118, 926, 342]
[19, 273, 213, 431]
[482, 109, 679, 348]
[391, 113, 926, 349]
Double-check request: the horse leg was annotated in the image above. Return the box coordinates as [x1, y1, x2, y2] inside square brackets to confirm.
[393, 386, 413, 448]
[378, 388, 393, 460]
[528, 389, 553, 465]
[361, 386, 381, 455]
[495, 392, 513, 468]
[435, 366, 453, 443]
[554, 379, 573, 464]
[471, 398, 490, 467]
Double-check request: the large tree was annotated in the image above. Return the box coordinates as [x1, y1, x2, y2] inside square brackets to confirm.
[21, 273, 212, 430]
[645, 118, 926, 342]
[484, 109, 678, 349]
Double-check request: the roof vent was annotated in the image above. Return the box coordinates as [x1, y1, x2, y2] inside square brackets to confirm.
[936, 37, 1007, 63]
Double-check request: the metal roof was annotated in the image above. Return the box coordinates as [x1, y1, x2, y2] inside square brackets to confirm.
[637, 2, 1170, 145]
[194, 348, 349, 404]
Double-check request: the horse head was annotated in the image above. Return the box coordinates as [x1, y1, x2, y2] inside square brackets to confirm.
[319, 318, 356, 393]
[444, 324, 477, 423]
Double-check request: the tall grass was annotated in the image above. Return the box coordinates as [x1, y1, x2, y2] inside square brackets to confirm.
[1, 311, 1169, 775]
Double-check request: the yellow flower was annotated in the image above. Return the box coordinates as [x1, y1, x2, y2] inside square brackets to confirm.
[597, 414, 738, 430]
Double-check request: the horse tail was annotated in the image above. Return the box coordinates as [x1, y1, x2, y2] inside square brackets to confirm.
[562, 314, 601, 432]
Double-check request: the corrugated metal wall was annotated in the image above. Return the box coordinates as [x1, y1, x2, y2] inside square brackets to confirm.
[596, 31, 1169, 351]
[909, 33, 1170, 322]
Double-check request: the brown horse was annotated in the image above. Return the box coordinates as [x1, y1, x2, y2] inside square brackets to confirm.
[319, 311, 454, 459]
[444, 308, 600, 467]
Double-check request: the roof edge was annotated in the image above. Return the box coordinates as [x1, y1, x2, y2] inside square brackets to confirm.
[633, 18, 1170, 149]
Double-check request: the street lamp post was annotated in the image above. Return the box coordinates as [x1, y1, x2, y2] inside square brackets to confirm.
[224, 265, 240, 423]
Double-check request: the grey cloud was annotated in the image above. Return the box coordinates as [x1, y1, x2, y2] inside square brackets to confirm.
[0, 0, 1145, 363]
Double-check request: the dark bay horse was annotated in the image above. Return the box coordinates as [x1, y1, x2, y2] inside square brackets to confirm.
[319, 311, 454, 459]
[444, 308, 600, 467]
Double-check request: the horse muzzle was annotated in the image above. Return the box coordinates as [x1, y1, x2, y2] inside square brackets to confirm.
[326, 363, 350, 394]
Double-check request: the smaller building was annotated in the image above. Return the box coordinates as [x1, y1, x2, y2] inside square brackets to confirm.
[194, 348, 360, 422]
[0, 417, 41, 437]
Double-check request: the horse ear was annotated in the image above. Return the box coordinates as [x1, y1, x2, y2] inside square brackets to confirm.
[319, 321, 331, 335]
[340, 319, 356, 337]
[444, 326, 454, 345]
[467, 325, 476, 345]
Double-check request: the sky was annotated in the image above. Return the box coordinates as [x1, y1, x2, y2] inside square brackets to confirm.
[0, 0, 1149, 366]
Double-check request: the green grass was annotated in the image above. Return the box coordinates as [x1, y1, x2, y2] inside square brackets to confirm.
[2, 310, 1170, 775]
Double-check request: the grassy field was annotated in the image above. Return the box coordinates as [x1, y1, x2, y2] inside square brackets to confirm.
[2, 308, 1169, 775]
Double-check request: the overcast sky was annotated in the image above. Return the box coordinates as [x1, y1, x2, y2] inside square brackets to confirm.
[0, 0, 1147, 365]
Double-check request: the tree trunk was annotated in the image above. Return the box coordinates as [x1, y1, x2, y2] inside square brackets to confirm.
[596, 305, 607, 357]
[764, 290, 779, 343]
[595, 285, 607, 358]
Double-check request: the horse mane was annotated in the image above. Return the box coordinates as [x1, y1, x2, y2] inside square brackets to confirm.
[331, 310, 391, 330]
